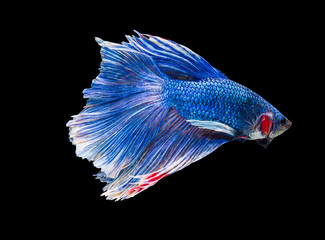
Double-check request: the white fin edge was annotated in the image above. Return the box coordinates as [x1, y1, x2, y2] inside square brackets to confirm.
[187, 120, 235, 136]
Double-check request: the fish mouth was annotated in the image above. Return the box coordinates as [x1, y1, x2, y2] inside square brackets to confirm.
[255, 137, 273, 149]
[256, 119, 291, 148]
[286, 119, 292, 129]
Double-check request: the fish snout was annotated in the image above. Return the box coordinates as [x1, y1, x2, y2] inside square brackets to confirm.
[286, 119, 292, 129]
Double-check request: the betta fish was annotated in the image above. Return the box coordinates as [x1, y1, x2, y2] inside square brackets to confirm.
[67, 31, 291, 200]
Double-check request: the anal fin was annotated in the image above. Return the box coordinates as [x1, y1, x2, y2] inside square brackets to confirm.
[101, 108, 232, 200]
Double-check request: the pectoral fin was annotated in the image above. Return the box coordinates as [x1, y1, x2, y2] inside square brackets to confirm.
[187, 120, 236, 137]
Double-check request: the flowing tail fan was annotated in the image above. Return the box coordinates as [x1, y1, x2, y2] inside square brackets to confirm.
[67, 32, 233, 200]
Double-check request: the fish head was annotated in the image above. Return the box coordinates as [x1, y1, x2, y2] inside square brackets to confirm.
[248, 111, 291, 148]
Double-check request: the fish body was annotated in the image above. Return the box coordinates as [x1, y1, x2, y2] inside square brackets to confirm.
[67, 31, 291, 200]
[165, 77, 276, 134]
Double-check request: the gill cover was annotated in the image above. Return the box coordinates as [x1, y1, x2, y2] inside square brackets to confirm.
[255, 112, 274, 148]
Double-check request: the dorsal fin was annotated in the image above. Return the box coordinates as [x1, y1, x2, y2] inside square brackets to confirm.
[122, 31, 227, 80]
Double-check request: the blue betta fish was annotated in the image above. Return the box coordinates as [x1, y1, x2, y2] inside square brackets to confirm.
[67, 31, 291, 200]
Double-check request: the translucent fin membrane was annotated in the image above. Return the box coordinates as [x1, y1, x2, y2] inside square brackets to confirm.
[67, 33, 234, 200]
[123, 31, 227, 80]
[99, 108, 231, 200]
[67, 38, 169, 179]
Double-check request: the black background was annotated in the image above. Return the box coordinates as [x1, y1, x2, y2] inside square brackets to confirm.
[20, 2, 320, 236]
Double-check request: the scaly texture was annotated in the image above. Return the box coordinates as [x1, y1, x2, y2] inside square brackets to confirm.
[164, 77, 280, 134]
[67, 31, 291, 200]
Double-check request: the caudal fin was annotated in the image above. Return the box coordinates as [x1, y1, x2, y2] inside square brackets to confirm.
[67, 33, 232, 200]
[67, 38, 169, 179]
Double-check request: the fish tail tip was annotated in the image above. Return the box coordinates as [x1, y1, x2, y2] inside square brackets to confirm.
[94, 37, 104, 45]
[133, 30, 141, 36]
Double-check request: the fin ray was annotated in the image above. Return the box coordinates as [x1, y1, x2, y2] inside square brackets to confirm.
[100, 108, 231, 200]
[123, 31, 227, 80]
[67, 38, 169, 179]
[68, 33, 235, 200]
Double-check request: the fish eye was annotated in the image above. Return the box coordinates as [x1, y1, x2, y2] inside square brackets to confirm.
[278, 117, 287, 127]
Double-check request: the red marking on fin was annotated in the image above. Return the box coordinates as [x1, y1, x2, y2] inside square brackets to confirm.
[146, 172, 159, 179]
[146, 172, 169, 182]
[136, 187, 144, 193]
[260, 114, 272, 135]
[237, 136, 247, 139]
[128, 173, 169, 195]
[129, 185, 144, 194]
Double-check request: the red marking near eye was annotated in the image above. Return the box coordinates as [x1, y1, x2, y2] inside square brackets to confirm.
[260, 114, 272, 135]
